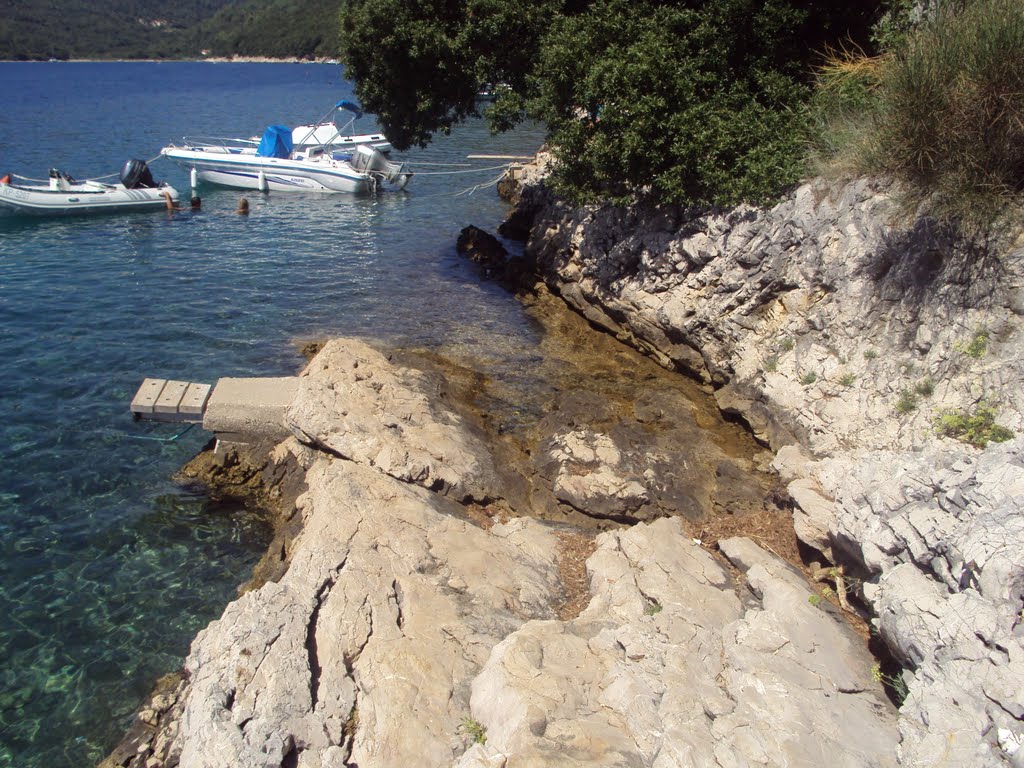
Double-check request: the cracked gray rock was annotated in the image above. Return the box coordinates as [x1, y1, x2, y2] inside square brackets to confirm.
[285, 339, 497, 502]
[172, 457, 563, 768]
[455, 521, 897, 768]
[510, 165, 1024, 765]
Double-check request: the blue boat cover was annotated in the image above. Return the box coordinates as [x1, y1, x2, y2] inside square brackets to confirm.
[256, 125, 294, 158]
[335, 100, 363, 118]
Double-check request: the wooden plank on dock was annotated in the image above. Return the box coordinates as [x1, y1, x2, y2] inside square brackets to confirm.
[130, 378, 167, 415]
[154, 380, 189, 414]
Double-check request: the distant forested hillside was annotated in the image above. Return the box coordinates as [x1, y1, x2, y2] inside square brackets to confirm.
[194, 0, 342, 59]
[0, 0, 341, 60]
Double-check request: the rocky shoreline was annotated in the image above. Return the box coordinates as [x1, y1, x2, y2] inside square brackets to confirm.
[102, 162, 1023, 767]
[503, 161, 1024, 765]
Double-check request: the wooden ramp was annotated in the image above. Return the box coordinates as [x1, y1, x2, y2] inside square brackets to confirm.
[131, 378, 212, 423]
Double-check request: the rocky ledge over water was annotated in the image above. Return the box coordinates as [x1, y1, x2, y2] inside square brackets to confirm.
[104, 165, 1024, 768]
[105, 335, 903, 768]
[500, 163, 1024, 765]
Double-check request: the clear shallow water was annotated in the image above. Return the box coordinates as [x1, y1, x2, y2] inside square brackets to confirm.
[0, 62, 546, 767]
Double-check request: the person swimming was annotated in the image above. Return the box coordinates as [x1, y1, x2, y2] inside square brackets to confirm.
[163, 190, 201, 212]
[236, 197, 249, 215]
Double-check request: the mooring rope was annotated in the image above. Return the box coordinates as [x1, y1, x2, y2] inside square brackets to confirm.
[10, 152, 167, 184]
[406, 161, 475, 168]
[393, 167, 514, 200]
[412, 163, 512, 176]
[114, 423, 197, 443]
[453, 170, 509, 196]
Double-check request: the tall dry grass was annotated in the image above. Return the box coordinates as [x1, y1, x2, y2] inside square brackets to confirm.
[812, 0, 1024, 233]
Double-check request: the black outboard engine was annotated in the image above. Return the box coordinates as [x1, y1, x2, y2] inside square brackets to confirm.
[120, 158, 156, 189]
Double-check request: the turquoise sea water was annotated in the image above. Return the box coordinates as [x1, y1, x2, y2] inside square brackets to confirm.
[0, 62, 545, 767]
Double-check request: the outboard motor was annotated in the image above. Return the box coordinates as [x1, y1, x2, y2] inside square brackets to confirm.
[351, 145, 412, 188]
[120, 158, 156, 189]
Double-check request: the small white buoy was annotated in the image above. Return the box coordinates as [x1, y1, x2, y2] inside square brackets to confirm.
[257, 171, 268, 193]
[189, 167, 198, 190]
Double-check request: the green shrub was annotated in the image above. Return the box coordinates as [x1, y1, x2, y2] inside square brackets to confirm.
[460, 717, 487, 745]
[821, 0, 1024, 230]
[872, 662, 909, 706]
[764, 355, 779, 373]
[935, 404, 1014, 447]
[863, 349, 879, 360]
[806, 46, 887, 174]
[779, 337, 795, 353]
[839, 372, 857, 387]
[895, 388, 918, 413]
[959, 330, 989, 359]
[914, 377, 935, 396]
[870, 0, 918, 52]
[801, 371, 818, 386]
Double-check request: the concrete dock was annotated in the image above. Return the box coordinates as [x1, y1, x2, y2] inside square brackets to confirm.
[131, 376, 299, 443]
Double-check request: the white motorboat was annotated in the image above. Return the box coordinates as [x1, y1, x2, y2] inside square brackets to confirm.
[284, 100, 393, 154]
[161, 125, 411, 194]
[0, 160, 179, 217]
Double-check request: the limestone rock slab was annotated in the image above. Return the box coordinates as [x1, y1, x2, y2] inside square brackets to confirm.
[170, 456, 563, 768]
[456, 521, 898, 768]
[285, 339, 494, 501]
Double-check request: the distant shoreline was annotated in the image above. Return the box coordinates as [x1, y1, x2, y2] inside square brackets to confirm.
[0, 57, 340, 64]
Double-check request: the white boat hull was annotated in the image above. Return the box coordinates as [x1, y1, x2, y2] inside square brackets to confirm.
[162, 143, 411, 194]
[192, 165, 368, 193]
[0, 180, 178, 217]
[162, 146, 372, 193]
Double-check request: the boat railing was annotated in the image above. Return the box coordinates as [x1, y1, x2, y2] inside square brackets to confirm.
[174, 137, 260, 153]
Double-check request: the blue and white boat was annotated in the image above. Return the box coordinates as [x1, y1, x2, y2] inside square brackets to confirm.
[161, 124, 411, 194]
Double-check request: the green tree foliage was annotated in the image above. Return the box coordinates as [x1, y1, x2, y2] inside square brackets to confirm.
[340, 0, 880, 207]
[339, 0, 563, 150]
[197, 0, 344, 59]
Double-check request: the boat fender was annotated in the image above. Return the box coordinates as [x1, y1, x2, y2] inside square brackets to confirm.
[0, 174, 9, 184]
[257, 171, 268, 193]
